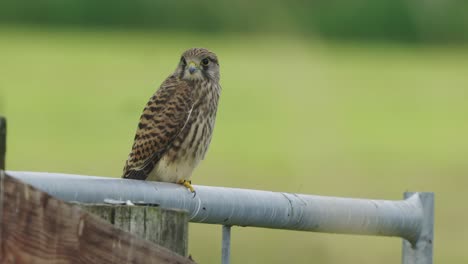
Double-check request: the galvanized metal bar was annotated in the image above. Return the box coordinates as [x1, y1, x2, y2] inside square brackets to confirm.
[221, 225, 231, 264]
[8, 171, 425, 243]
[0, 116, 6, 170]
[402, 192, 434, 264]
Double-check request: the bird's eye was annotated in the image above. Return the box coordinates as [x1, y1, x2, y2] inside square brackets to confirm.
[201, 58, 210, 66]
[181, 57, 187, 65]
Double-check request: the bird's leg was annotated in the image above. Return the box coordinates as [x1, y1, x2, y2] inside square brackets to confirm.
[177, 179, 196, 196]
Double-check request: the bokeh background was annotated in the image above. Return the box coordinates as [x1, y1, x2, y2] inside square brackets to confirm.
[1, 1, 468, 263]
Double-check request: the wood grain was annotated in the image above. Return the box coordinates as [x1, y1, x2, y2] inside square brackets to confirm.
[0, 173, 195, 264]
[80, 204, 188, 256]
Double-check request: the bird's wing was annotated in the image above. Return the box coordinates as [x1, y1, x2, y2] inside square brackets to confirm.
[122, 76, 193, 180]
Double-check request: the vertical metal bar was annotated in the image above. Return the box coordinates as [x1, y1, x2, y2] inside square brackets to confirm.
[0, 116, 5, 249]
[402, 192, 434, 264]
[222, 225, 231, 264]
[0, 116, 6, 170]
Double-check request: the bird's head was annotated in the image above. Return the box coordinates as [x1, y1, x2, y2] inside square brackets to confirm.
[177, 48, 220, 82]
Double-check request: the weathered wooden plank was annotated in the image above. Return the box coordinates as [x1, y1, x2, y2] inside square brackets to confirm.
[0, 173, 195, 264]
[80, 204, 188, 256]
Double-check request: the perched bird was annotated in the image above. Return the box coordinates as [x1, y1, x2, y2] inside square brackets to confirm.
[122, 48, 221, 194]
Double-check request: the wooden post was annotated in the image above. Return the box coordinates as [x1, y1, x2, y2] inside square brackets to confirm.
[0, 116, 190, 260]
[80, 204, 189, 256]
[0, 173, 195, 264]
[0, 116, 6, 170]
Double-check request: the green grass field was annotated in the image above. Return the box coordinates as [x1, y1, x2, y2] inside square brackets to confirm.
[1, 27, 467, 263]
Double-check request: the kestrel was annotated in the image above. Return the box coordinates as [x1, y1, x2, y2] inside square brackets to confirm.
[122, 48, 221, 194]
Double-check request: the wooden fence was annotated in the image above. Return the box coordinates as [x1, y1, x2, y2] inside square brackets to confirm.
[0, 116, 434, 264]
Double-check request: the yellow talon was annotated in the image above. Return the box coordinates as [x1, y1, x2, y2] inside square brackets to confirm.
[177, 180, 196, 195]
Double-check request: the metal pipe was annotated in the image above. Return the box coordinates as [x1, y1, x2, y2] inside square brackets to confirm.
[7, 171, 425, 243]
[222, 225, 231, 264]
[402, 192, 434, 264]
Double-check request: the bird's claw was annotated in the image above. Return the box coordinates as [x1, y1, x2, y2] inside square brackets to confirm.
[178, 180, 196, 198]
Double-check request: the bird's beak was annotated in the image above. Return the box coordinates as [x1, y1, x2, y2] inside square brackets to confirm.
[188, 61, 198, 74]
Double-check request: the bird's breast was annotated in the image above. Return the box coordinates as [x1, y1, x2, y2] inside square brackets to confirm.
[149, 82, 220, 182]
[178, 106, 216, 164]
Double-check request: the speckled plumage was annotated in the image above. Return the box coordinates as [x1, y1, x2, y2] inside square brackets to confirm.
[123, 48, 221, 183]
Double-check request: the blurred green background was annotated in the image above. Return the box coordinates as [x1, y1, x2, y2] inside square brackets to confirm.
[1, 1, 467, 263]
